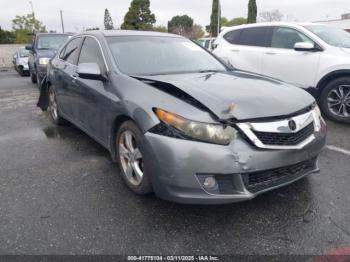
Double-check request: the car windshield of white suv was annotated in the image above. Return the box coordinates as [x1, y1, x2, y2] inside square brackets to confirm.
[306, 25, 350, 48]
[107, 36, 227, 76]
[37, 35, 69, 50]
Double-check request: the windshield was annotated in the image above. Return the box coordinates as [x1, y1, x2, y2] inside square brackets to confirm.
[306, 25, 350, 48]
[106, 36, 227, 76]
[36, 35, 69, 50]
[19, 48, 29, 57]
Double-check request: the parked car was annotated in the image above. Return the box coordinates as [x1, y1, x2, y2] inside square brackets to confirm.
[213, 22, 350, 123]
[13, 47, 30, 76]
[26, 33, 71, 88]
[40, 30, 326, 204]
[196, 37, 216, 51]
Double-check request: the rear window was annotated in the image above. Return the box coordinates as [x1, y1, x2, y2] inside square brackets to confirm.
[223, 29, 242, 45]
[238, 27, 271, 47]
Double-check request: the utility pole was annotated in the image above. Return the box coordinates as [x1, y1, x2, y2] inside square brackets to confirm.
[29, 1, 35, 17]
[217, 0, 221, 36]
[60, 10, 65, 33]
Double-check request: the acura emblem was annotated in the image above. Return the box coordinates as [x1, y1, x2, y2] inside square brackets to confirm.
[288, 120, 297, 131]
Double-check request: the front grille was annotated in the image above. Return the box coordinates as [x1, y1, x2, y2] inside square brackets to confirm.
[252, 122, 314, 146]
[242, 158, 317, 193]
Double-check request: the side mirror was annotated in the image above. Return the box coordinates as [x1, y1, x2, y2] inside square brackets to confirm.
[25, 45, 33, 51]
[294, 42, 316, 52]
[77, 63, 107, 81]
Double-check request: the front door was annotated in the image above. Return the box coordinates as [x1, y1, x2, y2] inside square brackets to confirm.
[74, 36, 111, 145]
[261, 27, 321, 88]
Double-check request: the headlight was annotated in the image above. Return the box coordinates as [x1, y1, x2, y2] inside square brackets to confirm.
[39, 57, 50, 65]
[154, 108, 237, 145]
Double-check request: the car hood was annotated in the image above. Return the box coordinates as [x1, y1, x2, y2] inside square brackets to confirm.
[36, 49, 57, 58]
[136, 71, 315, 121]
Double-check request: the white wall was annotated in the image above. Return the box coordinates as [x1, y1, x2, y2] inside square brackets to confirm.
[0, 44, 25, 68]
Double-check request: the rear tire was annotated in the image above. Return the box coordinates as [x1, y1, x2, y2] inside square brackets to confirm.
[19, 67, 25, 77]
[48, 87, 66, 125]
[116, 120, 153, 195]
[319, 77, 350, 124]
[36, 74, 42, 89]
[30, 71, 37, 83]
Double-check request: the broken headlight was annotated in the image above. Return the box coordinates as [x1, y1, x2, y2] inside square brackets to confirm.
[312, 104, 326, 132]
[153, 108, 237, 145]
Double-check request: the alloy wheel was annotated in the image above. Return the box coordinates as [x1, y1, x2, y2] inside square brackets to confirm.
[327, 85, 350, 118]
[48, 90, 58, 121]
[118, 130, 144, 186]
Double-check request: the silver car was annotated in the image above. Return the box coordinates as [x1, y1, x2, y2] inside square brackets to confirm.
[42, 31, 327, 204]
[13, 47, 30, 76]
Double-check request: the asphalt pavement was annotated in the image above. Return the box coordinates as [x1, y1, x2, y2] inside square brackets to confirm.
[0, 69, 350, 256]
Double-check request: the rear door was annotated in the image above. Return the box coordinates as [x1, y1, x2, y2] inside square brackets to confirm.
[56, 37, 83, 122]
[261, 26, 321, 88]
[216, 27, 272, 74]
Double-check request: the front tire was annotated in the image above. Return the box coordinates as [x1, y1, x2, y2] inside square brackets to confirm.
[116, 121, 152, 195]
[48, 87, 66, 125]
[319, 77, 350, 123]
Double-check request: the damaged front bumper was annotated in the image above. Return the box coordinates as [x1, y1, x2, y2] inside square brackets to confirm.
[142, 123, 326, 204]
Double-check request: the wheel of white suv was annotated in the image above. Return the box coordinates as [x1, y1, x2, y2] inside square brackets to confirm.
[319, 77, 350, 124]
[116, 121, 152, 195]
[48, 87, 66, 125]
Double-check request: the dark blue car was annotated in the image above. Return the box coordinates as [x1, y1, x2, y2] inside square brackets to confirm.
[26, 33, 71, 88]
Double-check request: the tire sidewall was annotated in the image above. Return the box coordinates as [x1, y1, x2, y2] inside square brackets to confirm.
[30, 72, 37, 83]
[48, 87, 65, 125]
[319, 77, 350, 124]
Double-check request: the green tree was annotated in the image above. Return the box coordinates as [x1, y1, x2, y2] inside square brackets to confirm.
[121, 0, 156, 30]
[104, 9, 114, 30]
[210, 0, 220, 37]
[12, 14, 46, 43]
[221, 17, 247, 27]
[168, 15, 193, 36]
[0, 27, 15, 44]
[247, 0, 257, 24]
[188, 24, 205, 40]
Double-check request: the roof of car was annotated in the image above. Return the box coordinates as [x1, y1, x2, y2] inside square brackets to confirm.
[80, 30, 182, 38]
[221, 22, 327, 32]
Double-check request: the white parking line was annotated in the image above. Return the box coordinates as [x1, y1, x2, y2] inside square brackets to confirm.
[326, 145, 350, 156]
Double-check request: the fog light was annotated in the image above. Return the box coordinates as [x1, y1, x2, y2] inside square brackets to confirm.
[203, 177, 217, 189]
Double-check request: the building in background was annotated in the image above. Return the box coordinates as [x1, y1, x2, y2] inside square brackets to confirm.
[317, 13, 350, 32]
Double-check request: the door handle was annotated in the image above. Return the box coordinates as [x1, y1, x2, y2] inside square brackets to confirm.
[265, 52, 276, 55]
[231, 49, 240, 52]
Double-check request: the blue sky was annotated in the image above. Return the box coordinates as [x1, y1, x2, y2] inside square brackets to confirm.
[0, 0, 348, 32]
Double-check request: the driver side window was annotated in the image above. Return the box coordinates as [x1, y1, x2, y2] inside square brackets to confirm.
[271, 27, 314, 49]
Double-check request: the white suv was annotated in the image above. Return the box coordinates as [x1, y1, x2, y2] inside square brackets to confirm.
[213, 22, 350, 123]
